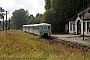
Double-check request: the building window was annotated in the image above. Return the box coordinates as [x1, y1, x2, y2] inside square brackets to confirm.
[87, 22, 90, 32]
[73, 24, 75, 31]
[84, 22, 86, 31]
[70, 23, 72, 31]
[87, 22, 89, 32]
[65, 24, 68, 30]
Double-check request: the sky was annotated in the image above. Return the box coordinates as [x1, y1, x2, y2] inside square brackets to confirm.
[0, 0, 45, 18]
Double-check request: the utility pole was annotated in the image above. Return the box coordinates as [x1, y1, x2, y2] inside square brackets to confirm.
[2, 16, 4, 30]
[82, 0, 84, 40]
[6, 11, 7, 34]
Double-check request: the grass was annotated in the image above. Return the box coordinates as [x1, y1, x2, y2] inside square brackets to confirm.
[0, 30, 90, 60]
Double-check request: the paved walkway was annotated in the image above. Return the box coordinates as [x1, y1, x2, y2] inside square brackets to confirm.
[52, 34, 90, 47]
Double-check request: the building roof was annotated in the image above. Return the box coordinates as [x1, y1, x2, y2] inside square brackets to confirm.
[81, 13, 90, 20]
[68, 4, 90, 21]
[67, 15, 78, 21]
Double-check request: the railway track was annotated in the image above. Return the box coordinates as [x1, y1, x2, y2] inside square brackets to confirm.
[42, 36, 90, 52]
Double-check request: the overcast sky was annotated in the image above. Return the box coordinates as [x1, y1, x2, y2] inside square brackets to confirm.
[0, 0, 45, 18]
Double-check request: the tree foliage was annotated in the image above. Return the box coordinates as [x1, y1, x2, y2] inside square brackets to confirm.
[0, 7, 5, 30]
[27, 13, 42, 24]
[43, 0, 90, 33]
[10, 9, 42, 29]
[27, 15, 35, 24]
[11, 9, 29, 29]
[35, 13, 42, 24]
[45, 0, 51, 10]
[0, 7, 5, 19]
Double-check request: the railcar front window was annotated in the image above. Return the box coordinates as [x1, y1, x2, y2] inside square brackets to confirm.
[48, 26, 51, 30]
[44, 25, 47, 30]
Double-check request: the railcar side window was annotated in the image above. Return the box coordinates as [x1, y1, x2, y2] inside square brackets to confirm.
[23, 26, 25, 29]
[40, 26, 43, 30]
[34, 26, 38, 30]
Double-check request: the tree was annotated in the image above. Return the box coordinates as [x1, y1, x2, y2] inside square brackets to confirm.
[42, 9, 53, 23]
[35, 13, 42, 24]
[0, 7, 5, 30]
[45, 0, 51, 10]
[27, 13, 42, 24]
[27, 15, 35, 24]
[11, 9, 29, 29]
[43, 0, 90, 33]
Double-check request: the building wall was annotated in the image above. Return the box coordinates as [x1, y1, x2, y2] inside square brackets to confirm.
[69, 16, 90, 36]
[83, 20, 90, 36]
[75, 17, 83, 35]
[69, 21, 75, 34]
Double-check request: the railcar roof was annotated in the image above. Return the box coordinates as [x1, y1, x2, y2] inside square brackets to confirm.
[34, 23, 51, 26]
[23, 24, 34, 26]
[23, 23, 51, 27]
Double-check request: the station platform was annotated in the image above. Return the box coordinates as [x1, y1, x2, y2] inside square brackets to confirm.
[52, 34, 90, 47]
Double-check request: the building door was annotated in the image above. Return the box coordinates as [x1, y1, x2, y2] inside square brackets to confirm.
[77, 20, 81, 34]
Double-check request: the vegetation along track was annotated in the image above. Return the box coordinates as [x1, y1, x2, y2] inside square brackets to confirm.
[42, 36, 90, 52]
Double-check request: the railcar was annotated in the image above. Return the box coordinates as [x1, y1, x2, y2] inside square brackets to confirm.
[23, 23, 52, 36]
